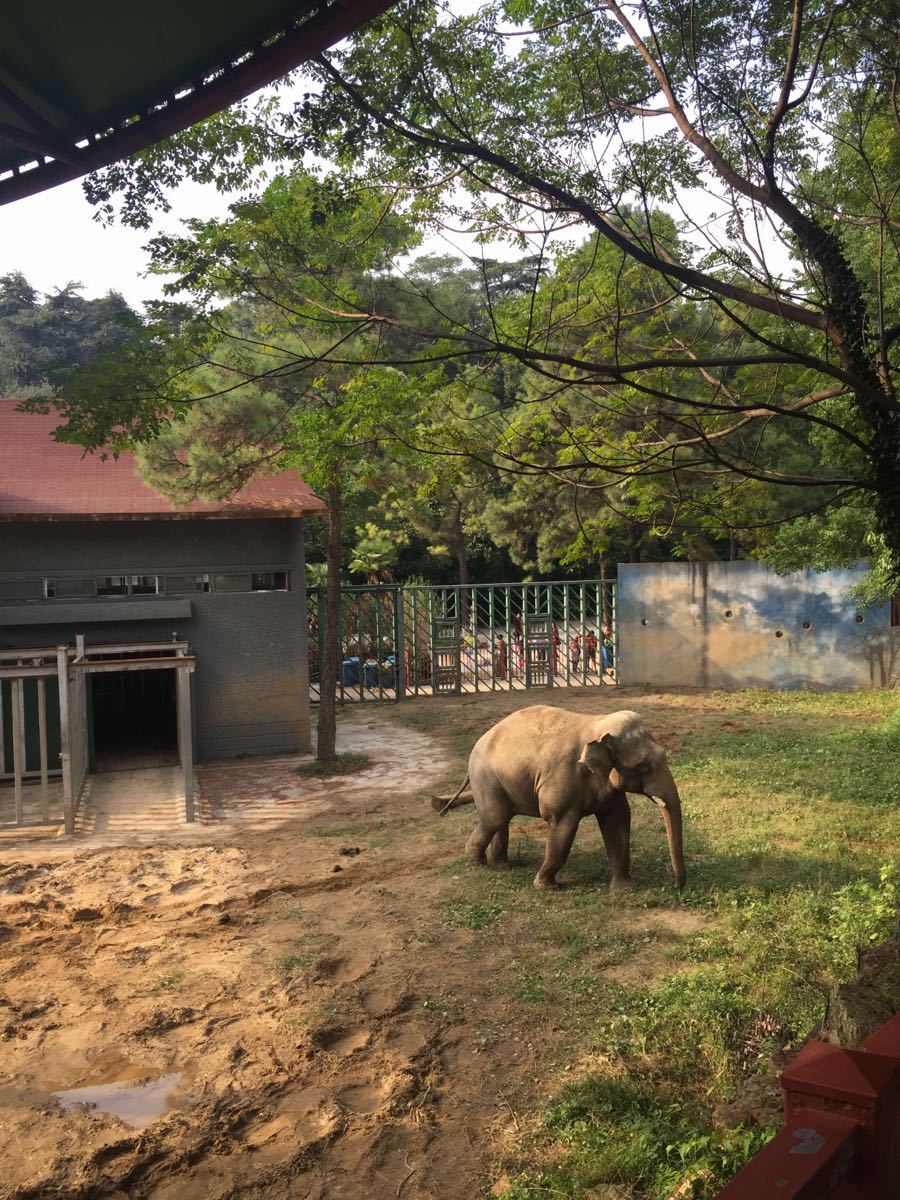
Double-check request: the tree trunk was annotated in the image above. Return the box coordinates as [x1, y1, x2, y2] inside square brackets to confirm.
[453, 505, 471, 624]
[456, 540, 470, 589]
[729, 532, 739, 561]
[317, 483, 343, 762]
[776, 204, 900, 575]
[627, 523, 642, 563]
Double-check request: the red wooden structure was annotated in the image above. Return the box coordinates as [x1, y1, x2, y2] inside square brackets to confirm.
[716, 1013, 900, 1199]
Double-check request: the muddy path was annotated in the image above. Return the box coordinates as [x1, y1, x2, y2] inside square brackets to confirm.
[0, 708, 532, 1200]
[0, 692, 710, 1200]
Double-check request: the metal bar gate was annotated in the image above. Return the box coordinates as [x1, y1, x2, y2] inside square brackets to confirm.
[1, 640, 196, 831]
[307, 579, 616, 704]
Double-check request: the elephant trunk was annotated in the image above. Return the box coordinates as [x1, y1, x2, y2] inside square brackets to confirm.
[651, 768, 686, 889]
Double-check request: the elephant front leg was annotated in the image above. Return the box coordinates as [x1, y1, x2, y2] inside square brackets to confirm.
[534, 814, 580, 890]
[597, 791, 633, 889]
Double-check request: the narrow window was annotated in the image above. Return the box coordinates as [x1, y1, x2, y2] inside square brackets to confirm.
[251, 571, 289, 592]
[166, 574, 210, 594]
[214, 572, 253, 593]
[44, 578, 96, 599]
[0, 579, 41, 600]
[129, 575, 159, 595]
[97, 576, 129, 596]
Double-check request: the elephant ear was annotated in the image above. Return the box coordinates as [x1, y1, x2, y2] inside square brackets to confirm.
[579, 733, 621, 776]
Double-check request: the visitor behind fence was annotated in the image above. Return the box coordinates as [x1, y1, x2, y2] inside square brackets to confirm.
[584, 628, 597, 671]
[495, 633, 508, 680]
[601, 622, 613, 672]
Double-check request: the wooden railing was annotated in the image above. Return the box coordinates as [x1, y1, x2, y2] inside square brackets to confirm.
[715, 1012, 900, 1199]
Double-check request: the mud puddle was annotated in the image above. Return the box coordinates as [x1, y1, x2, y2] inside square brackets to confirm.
[52, 1070, 188, 1129]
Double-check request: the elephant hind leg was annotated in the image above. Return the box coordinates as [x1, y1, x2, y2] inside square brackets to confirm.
[464, 772, 511, 865]
[465, 818, 503, 865]
[489, 823, 510, 866]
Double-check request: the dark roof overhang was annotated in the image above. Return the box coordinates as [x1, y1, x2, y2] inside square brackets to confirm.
[0, 0, 393, 206]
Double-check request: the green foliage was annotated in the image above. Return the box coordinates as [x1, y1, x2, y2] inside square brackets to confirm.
[0, 272, 141, 397]
[506, 1071, 772, 1199]
[50, 0, 900, 579]
[511, 973, 547, 1003]
[829, 864, 900, 964]
[348, 521, 408, 582]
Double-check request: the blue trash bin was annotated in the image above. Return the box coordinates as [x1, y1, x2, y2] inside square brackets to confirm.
[364, 660, 379, 689]
[341, 657, 360, 686]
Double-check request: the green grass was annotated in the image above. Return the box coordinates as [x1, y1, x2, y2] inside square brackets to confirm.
[152, 969, 184, 992]
[444, 900, 507, 930]
[442, 691, 900, 1199]
[275, 952, 314, 977]
[295, 751, 373, 779]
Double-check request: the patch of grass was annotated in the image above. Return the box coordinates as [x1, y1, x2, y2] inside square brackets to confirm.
[288, 984, 355, 1031]
[451, 693, 900, 1198]
[504, 1074, 773, 1200]
[295, 751, 373, 779]
[152, 970, 184, 992]
[444, 900, 506, 930]
[310, 815, 410, 840]
[511, 973, 546, 1003]
[275, 952, 314, 977]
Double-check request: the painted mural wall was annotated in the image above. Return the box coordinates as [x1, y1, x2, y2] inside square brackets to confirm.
[617, 561, 896, 691]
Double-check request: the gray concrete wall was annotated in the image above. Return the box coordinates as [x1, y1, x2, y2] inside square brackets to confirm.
[617, 560, 895, 690]
[0, 517, 312, 758]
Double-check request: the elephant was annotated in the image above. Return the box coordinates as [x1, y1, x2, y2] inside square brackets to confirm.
[431, 706, 685, 890]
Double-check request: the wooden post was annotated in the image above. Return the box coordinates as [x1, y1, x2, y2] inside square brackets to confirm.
[176, 666, 194, 822]
[12, 678, 24, 825]
[57, 646, 74, 835]
[715, 1013, 900, 1199]
[37, 677, 49, 821]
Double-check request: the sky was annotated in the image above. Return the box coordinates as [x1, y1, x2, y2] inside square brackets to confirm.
[0, 175, 238, 307]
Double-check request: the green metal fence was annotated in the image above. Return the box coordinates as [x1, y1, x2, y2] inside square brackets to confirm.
[306, 579, 616, 704]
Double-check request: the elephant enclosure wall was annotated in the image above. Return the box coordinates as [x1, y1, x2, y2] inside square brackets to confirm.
[617, 560, 896, 691]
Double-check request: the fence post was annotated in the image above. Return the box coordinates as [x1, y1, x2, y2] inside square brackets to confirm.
[715, 1013, 900, 1199]
[394, 587, 405, 702]
[11, 678, 24, 825]
[56, 646, 74, 835]
[176, 665, 194, 822]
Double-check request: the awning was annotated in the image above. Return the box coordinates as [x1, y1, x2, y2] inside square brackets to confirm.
[0, 1, 394, 205]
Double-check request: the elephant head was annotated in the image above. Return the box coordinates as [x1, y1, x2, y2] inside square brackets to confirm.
[580, 712, 686, 889]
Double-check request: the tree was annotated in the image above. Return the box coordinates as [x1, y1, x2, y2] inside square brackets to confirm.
[49, 172, 427, 760]
[79, 2, 900, 585]
[34, 2, 897, 603]
[0, 273, 140, 395]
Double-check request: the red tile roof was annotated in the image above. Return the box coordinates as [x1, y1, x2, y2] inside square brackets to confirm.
[0, 398, 327, 521]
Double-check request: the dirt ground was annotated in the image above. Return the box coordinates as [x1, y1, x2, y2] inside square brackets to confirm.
[0, 688, 781, 1199]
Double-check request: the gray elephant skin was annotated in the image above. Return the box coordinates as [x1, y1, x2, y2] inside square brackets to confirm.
[432, 706, 685, 890]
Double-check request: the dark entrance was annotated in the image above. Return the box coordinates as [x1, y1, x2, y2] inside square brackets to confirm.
[90, 668, 179, 772]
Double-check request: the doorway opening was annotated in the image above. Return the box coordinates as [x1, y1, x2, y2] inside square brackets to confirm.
[90, 668, 179, 772]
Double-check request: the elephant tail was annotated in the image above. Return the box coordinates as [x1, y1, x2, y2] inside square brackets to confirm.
[431, 777, 474, 814]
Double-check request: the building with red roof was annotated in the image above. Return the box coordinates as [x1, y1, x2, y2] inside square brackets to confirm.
[0, 398, 326, 811]
[0, 397, 327, 521]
